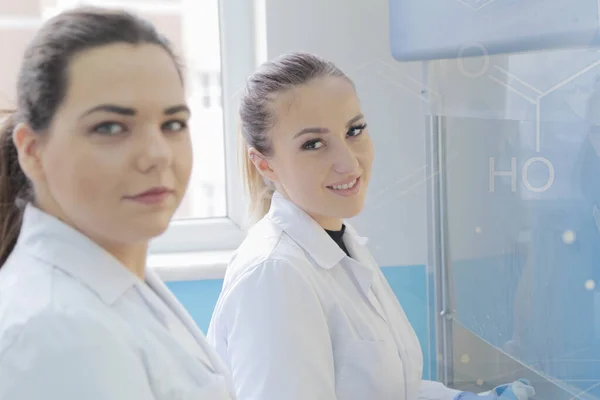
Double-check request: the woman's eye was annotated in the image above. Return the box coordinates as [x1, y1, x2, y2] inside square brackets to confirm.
[163, 120, 188, 132]
[93, 122, 125, 135]
[347, 123, 367, 137]
[302, 139, 324, 150]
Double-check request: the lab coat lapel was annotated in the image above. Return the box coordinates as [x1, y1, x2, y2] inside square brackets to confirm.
[345, 229, 424, 378]
[144, 270, 231, 378]
[144, 270, 200, 338]
[343, 224, 388, 323]
[343, 225, 425, 386]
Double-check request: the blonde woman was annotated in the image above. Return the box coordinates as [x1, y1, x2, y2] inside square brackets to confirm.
[207, 52, 534, 400]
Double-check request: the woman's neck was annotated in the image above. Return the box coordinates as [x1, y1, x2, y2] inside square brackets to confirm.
[35, 198, 149, 281]
[274, 188, 344, 230]
[103, 242, 149, 280]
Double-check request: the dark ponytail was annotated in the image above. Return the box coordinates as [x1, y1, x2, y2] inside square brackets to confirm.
[0, 112, 30, 267]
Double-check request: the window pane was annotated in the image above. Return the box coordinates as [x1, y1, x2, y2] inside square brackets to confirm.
[0, 0, 41, 109]
[179, 0, 227, 220]
[0, 0, 40, 16]
[1, 0, 227, 220]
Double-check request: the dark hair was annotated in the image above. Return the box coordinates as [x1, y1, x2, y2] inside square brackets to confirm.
[0, 6, 182, 267]
[238, 52, 353, 222]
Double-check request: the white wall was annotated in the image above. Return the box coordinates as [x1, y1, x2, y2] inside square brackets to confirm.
[265, 0, 429, 267]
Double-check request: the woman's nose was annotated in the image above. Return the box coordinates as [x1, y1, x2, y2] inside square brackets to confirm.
[332, 142, 360, 174]
[135, 129, 172, 173]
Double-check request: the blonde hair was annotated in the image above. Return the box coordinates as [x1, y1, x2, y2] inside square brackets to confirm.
[237, 124, 274, 224]
[237, 51, 352, 223]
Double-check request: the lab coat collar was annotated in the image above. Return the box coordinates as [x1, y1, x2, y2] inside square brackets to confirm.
[343, 223, 370, 247]
[16, 204, 139, 305]
[267, 191, 370, 270]
[341, 224, 378, 297]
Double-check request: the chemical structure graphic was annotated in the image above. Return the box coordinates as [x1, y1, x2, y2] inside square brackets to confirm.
[352, 39, 600, 196]
[457, 43, 600, 153]
[457, 42, 600, 193]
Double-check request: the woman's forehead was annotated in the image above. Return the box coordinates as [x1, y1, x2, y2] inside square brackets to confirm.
[270, 78, 361, 132]
[59, 43, 184, 117]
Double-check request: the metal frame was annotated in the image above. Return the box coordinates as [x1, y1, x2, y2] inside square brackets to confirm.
[425, 113, 455, 385]
[423, 61, 455, 386]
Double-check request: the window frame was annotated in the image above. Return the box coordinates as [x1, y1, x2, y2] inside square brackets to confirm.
[151, 0, 262, 253]
[48, 0, 266, 254]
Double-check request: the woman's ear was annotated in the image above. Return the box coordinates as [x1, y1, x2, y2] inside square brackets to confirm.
[248, 147, 278, 183]
[12, 123, 45, 183]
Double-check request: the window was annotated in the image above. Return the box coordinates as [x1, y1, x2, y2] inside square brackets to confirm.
[1, 0, 263, 254]
[0, 2, 43, 109]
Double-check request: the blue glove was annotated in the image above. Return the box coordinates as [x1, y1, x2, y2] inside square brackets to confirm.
[454, 379, 535, 400]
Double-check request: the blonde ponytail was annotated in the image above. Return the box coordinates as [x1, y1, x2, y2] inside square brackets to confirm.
[237, 124, 274, 225]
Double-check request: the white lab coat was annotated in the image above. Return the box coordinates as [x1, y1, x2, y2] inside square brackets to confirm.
[0, 204, 235, 400]
[207, 191, 462, 400]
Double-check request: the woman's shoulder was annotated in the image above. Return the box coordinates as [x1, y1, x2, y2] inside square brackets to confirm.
[0, 302, 132, 371]
[0, 256, 128, 365]
[0, 254, 110, 328]
[226, 219, 315, 285]
[0, 303, 152, 399]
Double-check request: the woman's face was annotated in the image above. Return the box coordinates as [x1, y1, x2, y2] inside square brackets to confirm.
[16, 43, 192, 249]
[252, 76, 374, 230]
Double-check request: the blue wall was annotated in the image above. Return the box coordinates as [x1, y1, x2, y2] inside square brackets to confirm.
[166, 264, 436, 380]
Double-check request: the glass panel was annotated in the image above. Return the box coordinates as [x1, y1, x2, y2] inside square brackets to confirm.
[433, 47, 600, 398]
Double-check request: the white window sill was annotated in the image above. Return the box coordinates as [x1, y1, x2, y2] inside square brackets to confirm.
[148, 250, 233, 282]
